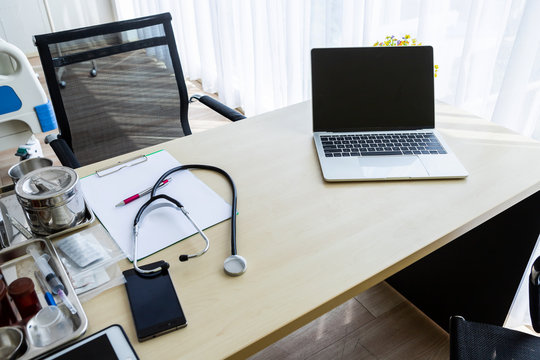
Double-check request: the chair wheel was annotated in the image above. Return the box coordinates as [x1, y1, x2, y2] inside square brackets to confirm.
[90, 69, 97, 77]
[59, 80, 66, 88]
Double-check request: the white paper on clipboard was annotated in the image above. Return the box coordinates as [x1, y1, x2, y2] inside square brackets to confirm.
[80, 150, 231, 260]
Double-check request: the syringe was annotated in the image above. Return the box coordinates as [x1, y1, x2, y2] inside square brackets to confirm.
[27, 245, 77, 314]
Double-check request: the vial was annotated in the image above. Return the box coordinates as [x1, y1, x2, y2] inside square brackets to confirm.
[0, 278, 17, 326]
[8, 277, 42, 319]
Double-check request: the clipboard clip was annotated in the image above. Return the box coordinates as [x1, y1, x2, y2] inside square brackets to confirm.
[95, 155, 148, 177]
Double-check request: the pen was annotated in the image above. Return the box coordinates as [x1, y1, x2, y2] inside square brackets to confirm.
[115, 178, 172, 207]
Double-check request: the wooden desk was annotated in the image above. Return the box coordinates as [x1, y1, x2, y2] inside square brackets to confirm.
[77, 101, 540, 359]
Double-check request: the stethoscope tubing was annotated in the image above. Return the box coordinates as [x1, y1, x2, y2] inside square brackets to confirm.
[132, 165, 239, 276]
[150, 164, 238, 256]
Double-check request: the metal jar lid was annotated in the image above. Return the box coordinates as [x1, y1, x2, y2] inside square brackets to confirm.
[15, 166, 80, 208]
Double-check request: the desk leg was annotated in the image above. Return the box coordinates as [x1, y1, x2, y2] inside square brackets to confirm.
[387, 190, 540, 331]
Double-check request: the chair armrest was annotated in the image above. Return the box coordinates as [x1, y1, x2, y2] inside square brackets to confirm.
[190, 94, 246, 122]
[530, 256, 540, 332]
[45, 134, 81, 169]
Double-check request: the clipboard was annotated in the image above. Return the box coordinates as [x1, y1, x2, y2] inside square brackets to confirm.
[80, 150, 232, 260]
[94, 155, 148, 177]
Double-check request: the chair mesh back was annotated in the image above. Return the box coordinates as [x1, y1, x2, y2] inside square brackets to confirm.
[450, 316, 540, 360]
[36, 15, 188, 166]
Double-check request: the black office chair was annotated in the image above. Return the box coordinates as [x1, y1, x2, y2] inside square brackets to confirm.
[33, 13, 245, 168]
[450, 256, 540, 359]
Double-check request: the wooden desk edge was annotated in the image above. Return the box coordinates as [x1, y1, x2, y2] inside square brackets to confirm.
[230, 182, 540, 359]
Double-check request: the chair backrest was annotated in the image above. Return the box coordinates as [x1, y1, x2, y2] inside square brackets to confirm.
[450, 316, 540, 360]
[34, 13, 190, 166]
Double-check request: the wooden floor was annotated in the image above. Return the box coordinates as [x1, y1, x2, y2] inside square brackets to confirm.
[0, 57, 450, 359]
[249, 282, 449, 360]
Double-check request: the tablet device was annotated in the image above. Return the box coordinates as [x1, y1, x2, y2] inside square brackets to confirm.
[43, 324, 138, 360]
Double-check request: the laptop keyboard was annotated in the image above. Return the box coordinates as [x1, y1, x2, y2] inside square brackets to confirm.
[321, 132, 447, 157]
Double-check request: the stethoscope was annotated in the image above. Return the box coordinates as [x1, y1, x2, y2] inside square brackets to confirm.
[132, 165, 247, 277]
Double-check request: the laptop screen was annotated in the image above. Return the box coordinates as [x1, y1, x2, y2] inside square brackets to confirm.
[311, 46, 435, 132]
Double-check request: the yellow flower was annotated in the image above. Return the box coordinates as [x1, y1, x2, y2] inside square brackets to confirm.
[372, 35, 440, 79]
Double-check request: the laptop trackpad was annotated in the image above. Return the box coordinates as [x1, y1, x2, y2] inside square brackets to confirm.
[357, 156, 428, 179]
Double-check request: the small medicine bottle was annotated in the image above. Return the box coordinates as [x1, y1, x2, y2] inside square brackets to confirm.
[8, 277, 42, 319]
[0, 277, 18, 326]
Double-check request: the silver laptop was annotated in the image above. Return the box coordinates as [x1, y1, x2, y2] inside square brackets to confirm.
[311, 46, 468, 182]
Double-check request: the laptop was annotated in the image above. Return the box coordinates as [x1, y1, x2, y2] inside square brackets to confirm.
[311, 46, 468, 182]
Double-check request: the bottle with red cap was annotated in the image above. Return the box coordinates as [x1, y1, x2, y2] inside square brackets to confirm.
[8, 277, 42, 319]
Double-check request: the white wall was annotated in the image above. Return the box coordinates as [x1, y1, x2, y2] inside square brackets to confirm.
[0, 0, 115, 56]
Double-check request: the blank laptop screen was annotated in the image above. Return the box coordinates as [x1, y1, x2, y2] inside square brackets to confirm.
[311, 46, 435, 132]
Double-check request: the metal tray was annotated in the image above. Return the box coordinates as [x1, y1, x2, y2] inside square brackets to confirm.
[0, 238, 88, 359]
[46, 202, 95, 239]
[0, 190, 95, 244]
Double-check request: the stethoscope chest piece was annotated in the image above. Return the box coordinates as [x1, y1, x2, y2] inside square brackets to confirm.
[224, 255, 247, 277]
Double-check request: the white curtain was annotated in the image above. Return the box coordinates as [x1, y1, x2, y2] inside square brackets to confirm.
[114, 0, 540, 140]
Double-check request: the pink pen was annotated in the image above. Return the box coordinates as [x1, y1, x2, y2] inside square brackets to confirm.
[115, 178, 171, 207]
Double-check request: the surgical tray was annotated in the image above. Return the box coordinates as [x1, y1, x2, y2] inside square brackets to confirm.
[0, 238, 88, 359]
